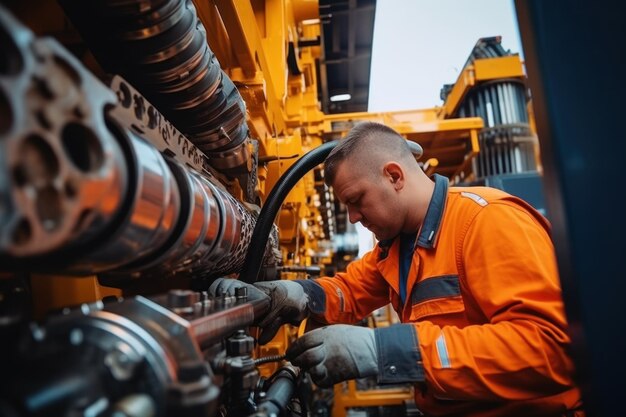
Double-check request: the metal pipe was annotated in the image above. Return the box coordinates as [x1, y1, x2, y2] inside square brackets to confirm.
[505, 83, 515, 124]
[190, 298, 270, 348]
[63, 118, 182, 273]
[497, 83, 507, 124]
[250, 365, 300, 417]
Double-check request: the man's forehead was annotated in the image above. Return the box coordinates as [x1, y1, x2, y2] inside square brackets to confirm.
[332, 164, 364, 199]
[332, 160, 359, 184]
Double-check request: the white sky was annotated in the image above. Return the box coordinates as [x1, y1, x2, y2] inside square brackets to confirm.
[368, 0, 523, 111]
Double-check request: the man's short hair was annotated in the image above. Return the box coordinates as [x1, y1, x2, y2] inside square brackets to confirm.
[324, 122, 414, 186]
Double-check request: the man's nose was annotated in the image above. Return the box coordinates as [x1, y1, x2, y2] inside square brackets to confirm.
[348, 208, 361, 224]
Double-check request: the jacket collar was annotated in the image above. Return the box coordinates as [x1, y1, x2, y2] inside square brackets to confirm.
[416, 174, 448, 249]
[377, 173, 448, 257]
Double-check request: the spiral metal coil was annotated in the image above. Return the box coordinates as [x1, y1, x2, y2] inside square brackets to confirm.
[58, 0, 251, 171]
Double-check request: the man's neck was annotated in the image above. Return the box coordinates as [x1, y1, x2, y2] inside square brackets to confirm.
[403, 177, 436, 234]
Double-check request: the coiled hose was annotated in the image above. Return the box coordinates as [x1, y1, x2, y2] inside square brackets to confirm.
[239, 141, 338, 284]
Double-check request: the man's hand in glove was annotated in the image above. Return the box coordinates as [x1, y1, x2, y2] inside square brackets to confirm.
[208, 276, 269, 302]
[286, 324, 378, 387]
[208, 277, 326, 344]
[253, 280, 310, 344]
[287, 323, 425, 388]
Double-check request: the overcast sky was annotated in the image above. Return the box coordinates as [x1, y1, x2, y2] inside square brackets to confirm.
[368, 0, 523, 111]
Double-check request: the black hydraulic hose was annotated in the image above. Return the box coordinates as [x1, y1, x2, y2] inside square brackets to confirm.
[239, 141, 338, 284]
[238, 139, 422, 284]
[253, 366, 300, 416]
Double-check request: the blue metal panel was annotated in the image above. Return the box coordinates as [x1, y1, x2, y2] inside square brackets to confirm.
[515, 1, 626, 414]
[471, 172, 547, 217]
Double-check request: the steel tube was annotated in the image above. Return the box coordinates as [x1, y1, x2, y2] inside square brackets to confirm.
[190, 298, 270, 348]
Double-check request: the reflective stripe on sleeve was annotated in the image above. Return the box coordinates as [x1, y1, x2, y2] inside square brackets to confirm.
[435, 333, 451, 369]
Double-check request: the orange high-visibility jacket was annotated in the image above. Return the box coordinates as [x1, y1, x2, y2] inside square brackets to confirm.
[311, 175, 582, 416]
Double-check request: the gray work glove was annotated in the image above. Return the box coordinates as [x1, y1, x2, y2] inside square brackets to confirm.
[208, 278, 324, 345]
[286, 324, 378, 388]
[208, 277, 269, 303]
[254, 280, 310, 344]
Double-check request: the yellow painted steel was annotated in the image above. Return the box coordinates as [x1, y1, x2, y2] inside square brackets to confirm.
[195, 0, 326, 143]
[439, 55, 527, 119]
[474, 55, 525, 80]
[30, 275, 121, 319]
[332, 381, 414, 417]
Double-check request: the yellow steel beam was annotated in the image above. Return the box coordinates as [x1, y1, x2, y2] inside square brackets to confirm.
[197, 0, 322, 146]
[439, 68, 476, 120]
[322, 110, 483, 183]
[474, 55, 525, 81]
[204, 0, 288, 138]
[193, 1, 236, 68]
[209, 0, 258, 76]
[440, 55, 526, 119]
[323, 108, 441, 132]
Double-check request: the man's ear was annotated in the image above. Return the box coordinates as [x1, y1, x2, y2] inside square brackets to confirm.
[383, 162, 404, 189]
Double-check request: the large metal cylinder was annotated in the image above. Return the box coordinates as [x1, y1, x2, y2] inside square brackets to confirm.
[443, 37, 539, 180]
[0, 5, 280, 278]
[457, 80, 538, 178]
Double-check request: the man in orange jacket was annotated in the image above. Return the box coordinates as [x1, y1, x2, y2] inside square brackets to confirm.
[210, 122, 583, 416]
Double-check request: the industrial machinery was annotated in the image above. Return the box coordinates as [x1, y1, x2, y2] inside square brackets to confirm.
[439, 36, 546, 214]
[0, 1, 539, 416]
